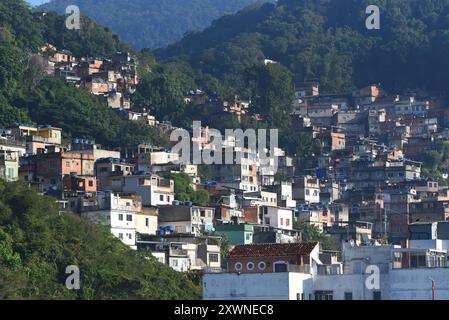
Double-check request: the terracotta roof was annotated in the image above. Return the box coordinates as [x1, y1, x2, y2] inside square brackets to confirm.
[229, 242, 318, 258]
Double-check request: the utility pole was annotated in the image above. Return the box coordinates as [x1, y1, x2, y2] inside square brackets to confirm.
[431, 278, 436, 301]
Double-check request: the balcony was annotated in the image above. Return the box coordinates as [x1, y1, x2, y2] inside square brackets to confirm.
[285, 264, 311, 274]
[169, 249, 188, 257]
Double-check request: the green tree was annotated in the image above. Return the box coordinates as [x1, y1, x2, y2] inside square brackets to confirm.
[133, 67, 186, 126]
[247, 63, 294, 129]
[0, 180, 201, 299]
[294, 219, 335, 251]
[162, 172, 211, 206]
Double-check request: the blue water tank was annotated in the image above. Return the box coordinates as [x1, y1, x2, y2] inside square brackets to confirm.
[172, 200, 180, 206]
[167, 225, 175, 232]
[184, 201, 193, 207]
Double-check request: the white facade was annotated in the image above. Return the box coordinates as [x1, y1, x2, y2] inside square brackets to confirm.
[121, 175, 175, 206]
[83, 208, 136, 248]
[82, 193, 137, 248]
[203, 272, 312, 300]
[135, 213, 158, 235]
[203, 242, 449, 300]
[264, 207, 294, 230]
[137, 151, 179, 173]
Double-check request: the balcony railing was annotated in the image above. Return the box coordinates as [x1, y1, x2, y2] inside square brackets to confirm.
[286, 264, 311, 274]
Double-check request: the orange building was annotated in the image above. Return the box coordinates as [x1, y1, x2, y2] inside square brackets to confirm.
[28, 150, 96, 194]
[63, 175, 97, 193]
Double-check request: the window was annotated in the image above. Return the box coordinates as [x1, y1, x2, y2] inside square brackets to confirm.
[118, 233, 123, 240]
[353, 261, 363, 274]
[66, 161, 71, 168]
[246, 233, 251, 241]
[145, 218, 149, 227]
[246, 262, 255, 271]
[88, 180, 94, 187]
[280, 218, 284, 225]
[344, 292, 353, 300]
[160, 195, 164, 201]
[118, 214, 123, 221]
[315, 291, 333, 301]
[274, 262, 288, 273]
[209, 254, 219, 263]
[373, 291, 381, 300]
[286, 219, 290, 227]
[235, 262, 243, 272]
[258, 262, 266, 271]
[126, 214, 132, 221]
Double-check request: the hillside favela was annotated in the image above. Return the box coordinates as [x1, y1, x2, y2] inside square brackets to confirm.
[1, 0, 449, 305]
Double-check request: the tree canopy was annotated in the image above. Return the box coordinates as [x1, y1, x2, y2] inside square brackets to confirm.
[0, 0, 160, 148]
[156, 0, 449, 96]
[41, 0, 260, 49]
[0, 180, 201, 299]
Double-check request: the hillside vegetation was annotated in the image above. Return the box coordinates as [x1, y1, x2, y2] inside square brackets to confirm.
[41, 0, 261, 49]
[0, 0, 159, 148]
[0, 180, 201, 299]
[156, 0, 449, 96]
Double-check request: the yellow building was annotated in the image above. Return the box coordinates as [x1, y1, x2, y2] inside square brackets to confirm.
[12, 124, 62, 145]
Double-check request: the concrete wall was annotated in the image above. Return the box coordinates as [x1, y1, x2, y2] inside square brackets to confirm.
[389, 268, 449, 300]
[203, 272, 312, 300]
[312, 274, 390, 300]
[135, 214, 157, 235]
[265, 207, 293, 230]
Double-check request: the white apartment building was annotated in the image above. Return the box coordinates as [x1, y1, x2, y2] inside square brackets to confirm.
[137, 150, 179, 173]
[204, 240, 449, 300]
[120, 174, 175, 206]
[149, 241, 221, 273]
[212, 148, 260, 192]
[82, 193, 138, 249]
[293, 176, 320, 204]
[262, 206, 294, 230]
[158, 205, 215, 236]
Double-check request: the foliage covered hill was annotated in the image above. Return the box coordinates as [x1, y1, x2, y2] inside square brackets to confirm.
[0, 180, 201, 299]
[155, 0, 449, 96]
[0, 0, 160, 148]
[41, 0, 261, 49]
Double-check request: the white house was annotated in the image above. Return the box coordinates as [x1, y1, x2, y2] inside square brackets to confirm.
[120, 174, 175, 206]
[82, 192, 138, 249]
[262, 206, 294, 230]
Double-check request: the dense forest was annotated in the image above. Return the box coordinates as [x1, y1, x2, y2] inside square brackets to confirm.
[40, 0, 261, 49]
[156, 0, 449, 97]
[0, 180, 201, 299]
